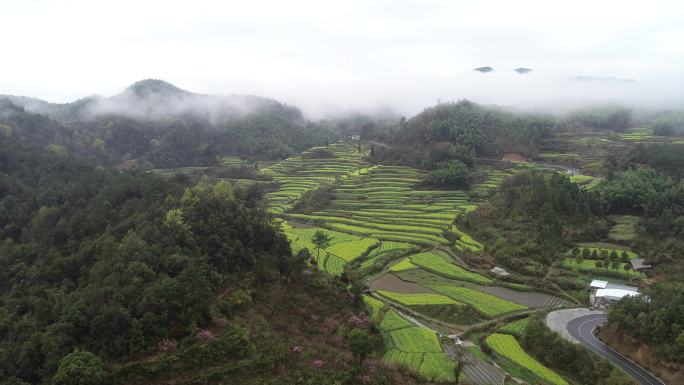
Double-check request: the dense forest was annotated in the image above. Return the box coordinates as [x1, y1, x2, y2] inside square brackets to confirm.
[598, 143, 684, 272]
[4, 79, 684, 384]
[364, 100, 556, 189]
[596, 143, 684, 367]
[607, 283, 684, 363]
[459, 171, 606, 268]
[365, 100, 555, 157]
[0, 118, 429, 384]
[0, 131, 283, 381]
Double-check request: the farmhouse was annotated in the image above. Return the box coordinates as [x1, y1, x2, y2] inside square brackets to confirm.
[490, 266, 510, 276]
[566, 168, 579, 176]
[588, 280, 640, 308]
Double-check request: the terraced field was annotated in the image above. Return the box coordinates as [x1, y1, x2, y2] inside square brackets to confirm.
[367, 241, 415, 258]
[379, 309, 415, 331]
[378, 290, 461, 306]
[450, 226, 484, 253]
[486, 333, 568, 385]
[499, 317, 529, 336]
[469, 168, 512, 199]
[282, 222, 377, 275]
[409, 252, 493, 284]
[269, 142, 574, 383]
[325, 238, 378, 262]
[363, 295, 385, 320]
[389, 258, 419, 272]
[363, 295, 455, 382]
[619, 128, 657, 142]
[360, 241, 416, 268]
[429, 285, 527, 317]
[480, 286, 569, 308]
[261, 142, 368, 214]
[290, 165, 477, 246]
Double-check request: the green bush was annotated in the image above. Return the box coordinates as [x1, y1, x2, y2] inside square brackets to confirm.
[217, 289, 253, 316]
[51, 350, 108, 385]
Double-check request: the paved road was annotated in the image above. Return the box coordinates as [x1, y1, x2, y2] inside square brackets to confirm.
[567, 314, 667, 385]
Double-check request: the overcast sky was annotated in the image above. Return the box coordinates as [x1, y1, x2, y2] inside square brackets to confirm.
[1, 0, 683, 116]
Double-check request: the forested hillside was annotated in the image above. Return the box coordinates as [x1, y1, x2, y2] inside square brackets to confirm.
[0, 132, 427, 385]
[0, 80, 338, 169]
[0, 131, 282, 381]
[459, 171, 607, 268]
[366, 100, 555, 158]
[4, 81, 684, 385]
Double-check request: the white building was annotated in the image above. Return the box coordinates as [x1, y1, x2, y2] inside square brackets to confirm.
[588, 280, 641, 308]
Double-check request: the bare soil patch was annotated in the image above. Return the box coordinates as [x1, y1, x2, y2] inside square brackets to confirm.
[371, 272, 435, 294]
[502, 152, 527, 162]
[289, 220, 316, 229]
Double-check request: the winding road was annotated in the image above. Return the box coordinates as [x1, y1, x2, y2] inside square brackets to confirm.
[567, 314, 667, 385]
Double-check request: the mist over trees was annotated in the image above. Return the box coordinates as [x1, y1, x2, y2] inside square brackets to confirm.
[0, 80, 339, 169]
[385, 100, 555, 157]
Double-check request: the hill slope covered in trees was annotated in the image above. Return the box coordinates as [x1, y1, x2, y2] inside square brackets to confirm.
[0, 80, 338, 169]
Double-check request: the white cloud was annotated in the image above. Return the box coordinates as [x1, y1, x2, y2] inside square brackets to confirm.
[1, 0, 683, 116]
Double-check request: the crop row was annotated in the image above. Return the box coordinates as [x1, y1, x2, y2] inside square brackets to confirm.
[388, 327, 443, 353]
[498, 317, 529, 336]
[364, 295, 455, 382]
[325, 223, 450, 245]
[389, 258, 418, 272]
[288, 213, 446, 234]
[486, 333, 568, 385]
[262, 142, 367, 213]
[409, 252, 493, 284]
[378, 290, 461, 306]
[378, 309, 415, 331]
[325, 238, 378, 262]
[289, 165, 478, 246]
[429, 285, 527, 317]
[282, 222, 381, 275]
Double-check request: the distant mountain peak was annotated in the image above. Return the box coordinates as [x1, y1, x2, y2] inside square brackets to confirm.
[515, 68, 533, 74]
[123, 79, 191, 98]
[475, 66, 494, 73]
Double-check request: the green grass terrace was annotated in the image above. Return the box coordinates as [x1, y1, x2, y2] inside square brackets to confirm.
[261, 142, 369, 214]
[288, 165, 478, 246]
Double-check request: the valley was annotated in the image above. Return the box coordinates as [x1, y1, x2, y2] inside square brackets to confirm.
[2, 82, 683, 385]
[202, 126, 659, 384]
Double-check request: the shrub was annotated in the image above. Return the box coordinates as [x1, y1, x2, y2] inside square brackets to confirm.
[51, 350, 108, 385]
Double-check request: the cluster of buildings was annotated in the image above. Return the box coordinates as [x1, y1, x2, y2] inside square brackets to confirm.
[588, 279, 642, 309]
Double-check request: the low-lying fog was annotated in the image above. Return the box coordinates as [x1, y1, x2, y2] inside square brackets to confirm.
[1, 0, 683, 118]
